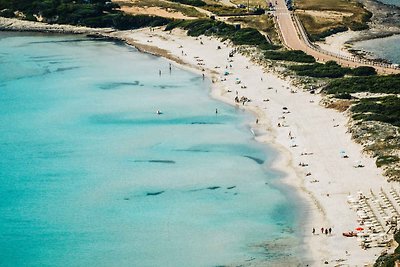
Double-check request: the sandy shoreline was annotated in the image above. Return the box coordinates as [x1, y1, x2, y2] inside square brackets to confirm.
[1, 17, 399, 266]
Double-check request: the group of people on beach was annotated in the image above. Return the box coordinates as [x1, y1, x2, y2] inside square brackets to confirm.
[312, 227, 332, 235]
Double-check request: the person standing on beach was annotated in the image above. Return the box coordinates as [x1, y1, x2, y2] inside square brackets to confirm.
[159, 70, 161, 76]
[329, 228, 332, 234]
[215, 108, 218, 115]
[312, 228, 315, 235]
[321, 227, 324, 234]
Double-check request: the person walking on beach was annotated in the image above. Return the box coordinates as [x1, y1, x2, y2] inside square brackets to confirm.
[215, 108, 218, 115]
[325, 229, 328, 235]
[159, 70, 161, 76]
[321, 227, 324, 234]
[312, 228, 315, 235]
[329, 228, 332, 234]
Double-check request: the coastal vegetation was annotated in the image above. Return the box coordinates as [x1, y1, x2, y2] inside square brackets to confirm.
[294, 0, 372, 40]
[323, 75, 400, 181]
[374, 231, 400, 266]
[290, 60, 348, 77]
[114, 0, 205, 18]
[351, 96, 400, 127]
[202, 5, 265, 16]
[168, 0, 207, 7]
[0, 0, 172, 29]
[290, 62, 377, 78]
[165, 19, 278, 50]
[264, 50, 316, 63]
[227, 15, 279, 43]
[324, 75, 400, 94]
[230, 0, 270, 9]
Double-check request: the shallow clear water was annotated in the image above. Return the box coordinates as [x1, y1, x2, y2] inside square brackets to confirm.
[0, 32, 303, 266]
[353, 34, 400, 64]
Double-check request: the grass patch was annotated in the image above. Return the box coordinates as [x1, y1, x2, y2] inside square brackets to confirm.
[264, 50, 315, 63]
[230, 0, 270, 8]
[203, 5, 246, 15]
[295, 0, 371, 40]
[227, 15, 279, 43]
[324, 75, 400, 94]
[297, 13, 347, 41]
[114, 0, 205, 18]
[166, 19, 278, 50]
[351, 96, 400, 127]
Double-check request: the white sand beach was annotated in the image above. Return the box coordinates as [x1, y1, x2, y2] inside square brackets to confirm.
[1, 17, 398, 265]
[111, 27, 399, 266]
[315, 30, 358, 58]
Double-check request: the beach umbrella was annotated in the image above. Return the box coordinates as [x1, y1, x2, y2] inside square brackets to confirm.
[356, 227, 364, 231]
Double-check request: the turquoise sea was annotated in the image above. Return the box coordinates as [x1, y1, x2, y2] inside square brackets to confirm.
[0, 32, 306, 266]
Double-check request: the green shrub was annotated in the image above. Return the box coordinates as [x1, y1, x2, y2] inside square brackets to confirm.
[351, 66, 377, 76]
[376, 155, 400, 167]
[290, 60, 349, 77]
[166, 19, 278, 50]
[0, 8, 15, 18]
[168, 0, 206, 7]
[264, 50, 315, 63]
[0, 0, 170, 30]
[335, 93, 352, 99]
[324, 75, 400, 94]
[351, 96, 400, 127]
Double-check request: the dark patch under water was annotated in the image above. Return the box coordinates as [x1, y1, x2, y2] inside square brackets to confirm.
[27, 39, 91, 45]
[98, 81, 141, 90]
[153, 84, 181, 89]
[132, 160, 176, 164]
[175, 148, 211, 153]
[191, 122, 222, 125]
[55, 66, 80, 72]
[243, 155, 265, 164]
[207, 186, 221, 190]
[90, 114, 225, 126]
[146, 191, 165, 196]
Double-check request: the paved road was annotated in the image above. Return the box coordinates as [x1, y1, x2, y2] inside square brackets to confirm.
[274, 0, 400, 74]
